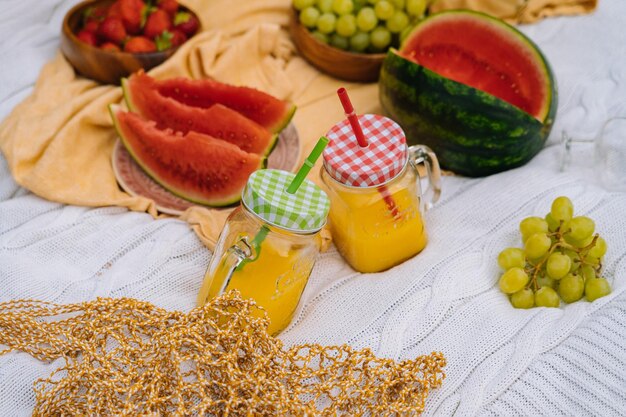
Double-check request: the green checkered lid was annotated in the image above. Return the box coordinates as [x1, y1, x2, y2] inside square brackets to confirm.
[242, 169, 330, 233]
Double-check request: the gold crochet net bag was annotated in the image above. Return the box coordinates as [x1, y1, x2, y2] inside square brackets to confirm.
[0, 291, 446, 416]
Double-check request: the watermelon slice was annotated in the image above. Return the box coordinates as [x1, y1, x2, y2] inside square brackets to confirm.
[380, 10, 557, 177]
[109, 105, 265, 207]
[140, 75, 296, 134]
[122, 73, 278, 156]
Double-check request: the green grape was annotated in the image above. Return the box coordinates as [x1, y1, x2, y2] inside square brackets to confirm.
[349, 31, 370, 52]
[330, 33, 349, 49]
[367, 0, 379, 3]
[524, 233, 551, 259]
[332, 0, 354, 15]
[510, 288, 534, 309]
[585, 278, 611, 302]
[354, 0, 368, 11]
[551, 196, 574, 223]
[374, 0, 395, 20]
[546, 253, 571, 280]
[568, 216, 595, 242]
[588, 236, 607, 258]
[311, 30, 329, 43]
[356, 7, 378, 31]
[317, 0, 334, 12]
[390, 0, 405, 8]
[535, 287, 560, 308]
[294, 0, 316, 10]
[584, 255, 601, 266]
[537, 275, 557, 290]
[580, 265, 596, 281]
[399, 23, 414, 44]
[316, 13, 337, 34]
[569, 235, 594, 249]
[336, 14, 357, 37]
[406, 0, 427, 16]
[370, 26, 391, 49]
[558, 274, 584, 303]
[519, 216, 549, 243]
[545, 213, 560, 232]
[386, 10, 409, 33]
[498, 247, 526, 270]
[299, 7, 321, 28]
[498, 267, 529, 294]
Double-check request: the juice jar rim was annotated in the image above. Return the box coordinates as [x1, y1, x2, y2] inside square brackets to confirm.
[321, 150, 411, 191]
[240, 200, 326, 236]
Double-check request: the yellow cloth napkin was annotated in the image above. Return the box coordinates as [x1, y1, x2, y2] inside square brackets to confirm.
[429, 0, 597, 23]
[0, 0, 377, 249]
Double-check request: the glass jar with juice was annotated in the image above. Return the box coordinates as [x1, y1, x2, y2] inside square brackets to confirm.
[197, 140, 330, 335]
[321, 113, 442, 273]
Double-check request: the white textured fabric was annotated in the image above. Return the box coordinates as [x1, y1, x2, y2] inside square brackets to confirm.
[1, 1, 626, 416]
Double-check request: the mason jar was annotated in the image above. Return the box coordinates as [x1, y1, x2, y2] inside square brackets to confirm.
[321, 114, 441, 273]
[197, 169, 330, 335]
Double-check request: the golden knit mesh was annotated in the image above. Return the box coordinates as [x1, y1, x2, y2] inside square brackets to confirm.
[0, 291, 446, 416]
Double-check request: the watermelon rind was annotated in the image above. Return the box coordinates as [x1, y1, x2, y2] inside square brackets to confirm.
[381, 11, 557, 177]
[267, 102, 297, 135]
[109, 104, 265, 207]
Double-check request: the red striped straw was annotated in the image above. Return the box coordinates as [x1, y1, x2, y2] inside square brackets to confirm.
[337, 88, 368, 148]
[336, 88, 400, 218]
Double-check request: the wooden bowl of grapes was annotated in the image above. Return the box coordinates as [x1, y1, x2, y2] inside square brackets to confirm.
[289, 6, 387, 82]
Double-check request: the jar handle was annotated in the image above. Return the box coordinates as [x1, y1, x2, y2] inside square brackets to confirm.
[409, 145, 442, 211]
[207, 238, 254, 301]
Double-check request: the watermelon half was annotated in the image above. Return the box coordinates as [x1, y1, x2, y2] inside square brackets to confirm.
[380, 10, 558, 177]
[122, 72, 279, 156]
[109, 105, 265, 207]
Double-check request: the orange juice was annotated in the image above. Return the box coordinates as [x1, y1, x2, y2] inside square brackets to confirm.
[197, 234, 317, 335]
[325, 171, 427, 272]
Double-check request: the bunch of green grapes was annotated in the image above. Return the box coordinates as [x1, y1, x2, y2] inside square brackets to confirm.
[293, 0, 428, 53]
[498, 196, 612, 309]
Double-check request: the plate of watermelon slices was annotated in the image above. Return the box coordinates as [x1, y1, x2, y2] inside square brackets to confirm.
[110, 72, 300, 215]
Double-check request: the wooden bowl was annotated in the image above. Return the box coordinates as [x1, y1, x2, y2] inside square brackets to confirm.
[61, 0, 200, 85]
[289, 9, 386, 83]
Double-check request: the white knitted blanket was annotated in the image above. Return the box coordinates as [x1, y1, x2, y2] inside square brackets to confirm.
[1, 1, 625, 415]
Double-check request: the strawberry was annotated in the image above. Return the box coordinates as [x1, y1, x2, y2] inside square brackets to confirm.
[76, 30, 98, 46]
[83, 20, 99, 33]
[124, 36, 156, 53]
[97, 17, 127, 44]
[143, 9, 171, 39]
[118, 0, 144, 35]
[100, 42, 121, 52]
[170, 29, 187, 47]
[83, 5, 108, 25]
[157, 0, 179, 18]
[107, 1, 122, 18]
[173, 12, 199, 37]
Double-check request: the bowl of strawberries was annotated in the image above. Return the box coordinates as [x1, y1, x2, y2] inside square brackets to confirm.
[61, 0, 200, 84]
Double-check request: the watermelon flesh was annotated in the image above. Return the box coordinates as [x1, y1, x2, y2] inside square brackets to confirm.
[155, 77, 296, 133]
[400, 11, 553, 122]
[109, 105, 264, 207]
[123, 72, 278, 156]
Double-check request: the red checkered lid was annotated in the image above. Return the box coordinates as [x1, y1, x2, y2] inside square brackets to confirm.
[323, 114, 408, 187]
